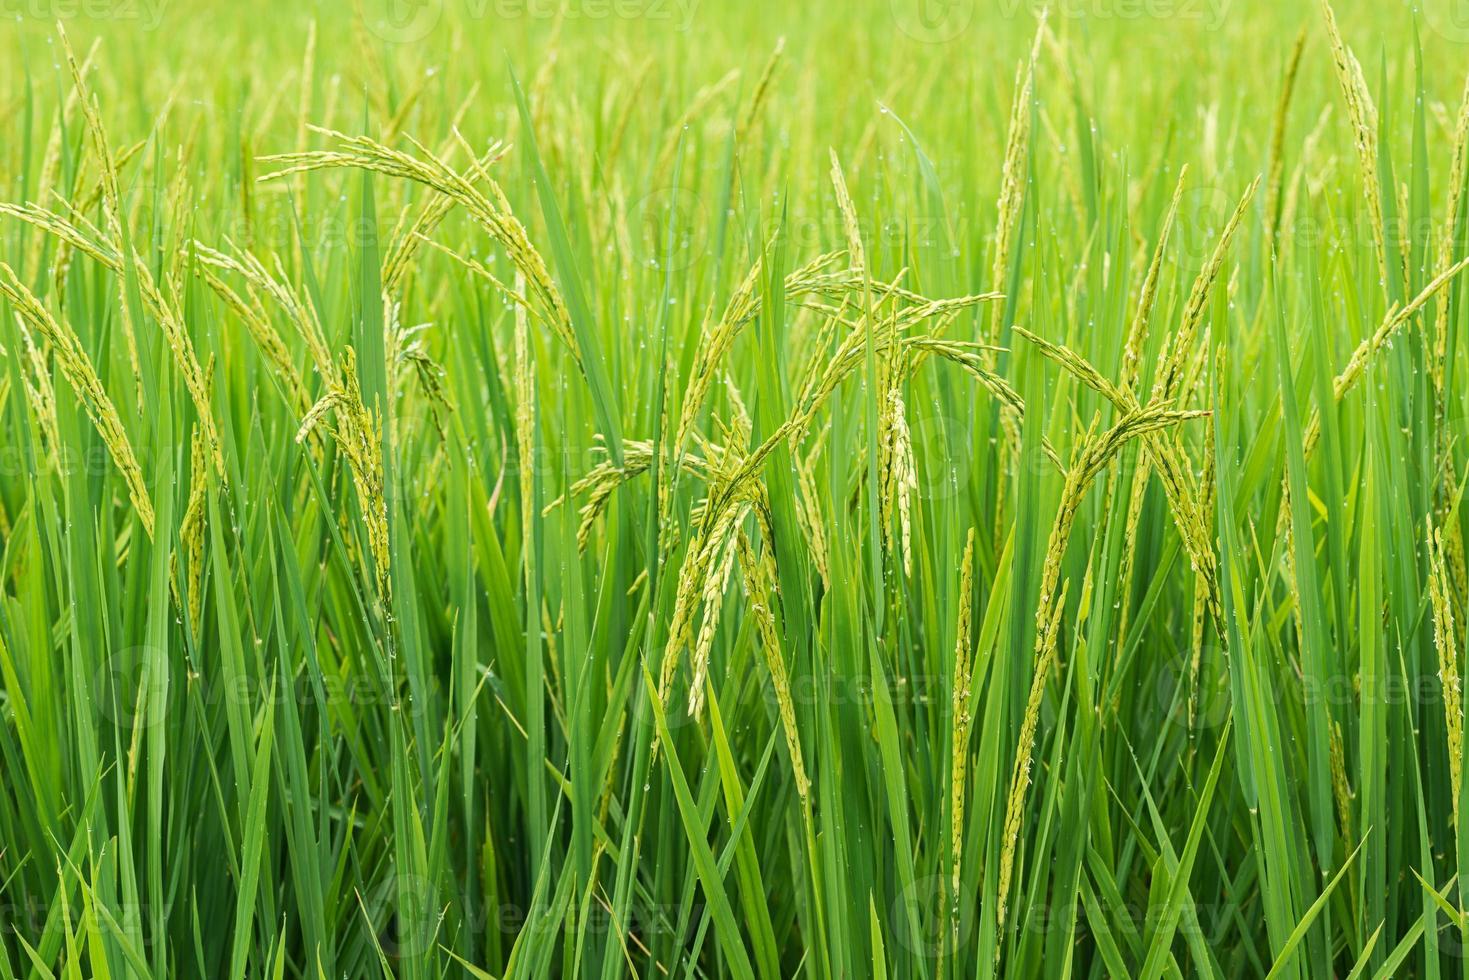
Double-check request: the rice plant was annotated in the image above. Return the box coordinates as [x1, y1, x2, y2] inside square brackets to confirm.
[2, 0, 1469, 976]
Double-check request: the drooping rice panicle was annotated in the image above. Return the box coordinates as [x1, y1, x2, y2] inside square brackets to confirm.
[0, 263, 154, 535]
[1429, 519, 1463, 824]
[736, 531, 809, 802]
[11, 314, 61, 456]
[996, 404, 1208, 930]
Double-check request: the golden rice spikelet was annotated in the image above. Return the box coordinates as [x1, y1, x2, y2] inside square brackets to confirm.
[1429, 519, 1464, 824]
[193, 243, 335, 377]
[675, 257, 764, 454]
[673, 249, 869, 459]
[997, 577, 1067, 935]
[28, 38, 97, 278]
[736, 532, 810, 802]
[0, 197, 224, 477]
[0, 263, 154, 536]
[794, 445, 830, 585]
[1443, 504, 1469, 632]
[827, 150, 867, 275]
[987, 14, 1045, 359]
[1329, 720, 1354, 837]
[1319, 0, 1392, 286]
[1265, 29, 1308, 245]
[382, 141, 506, 293]
[1152, 177, 1259, 403]
[1334, 256, 1469, 402]
[687, 521, 741, 718]
[297, 348, 392, 605]
[255, 129, 590, 366]
[1121, 167, 1186, 393]
[56, 22, 142, 396]
[339, 349, 392, 605]
[1013, 326, 1125, 408]
[659, 514, 723, 694]
[194, 264, 309, 412]
[12, 315, 61, 457]
[949, 530, 977, 913]
[178, 424, 211, 636]
[879, 382, 917, 574]
[543, 440, 710, 551]
[0, 268, 154, 537]
[1013, 324, 1220, 634]
[663, 499, 747, 718]
[514, 272, 537, 562]
[136, 270, 226, 477]
[1433, 72, 1469, 418]
[736, 37, 786, 146]
[1297, 256, 1469, 460]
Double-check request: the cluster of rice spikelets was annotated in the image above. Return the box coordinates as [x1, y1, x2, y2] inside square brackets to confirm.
[1429, 519, 1464, 824]
[736, 528, 809, 803]
[997, 403, 1209, 931]
[949, 529, 977, 931]
[0, 264, 155, 535]
[295, 348, 393, 604]
[1319, 0, 1392, 285]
